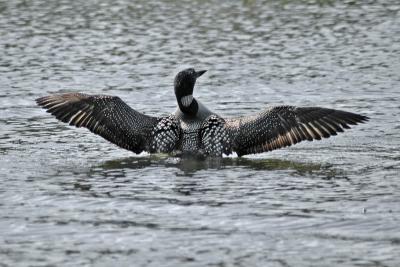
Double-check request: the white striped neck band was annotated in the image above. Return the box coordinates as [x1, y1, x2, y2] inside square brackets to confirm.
[180, 95, 193, 107]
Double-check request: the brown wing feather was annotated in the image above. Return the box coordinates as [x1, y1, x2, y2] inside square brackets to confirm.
[36, 93, 158, 153]
[225, 106, 369, 156]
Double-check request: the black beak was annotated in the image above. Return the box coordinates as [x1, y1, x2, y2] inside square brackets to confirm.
[195, 70, 207, 78]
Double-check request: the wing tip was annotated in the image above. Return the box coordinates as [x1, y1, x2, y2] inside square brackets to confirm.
[36, 96, 51, 106]
[360, 114, 370, 122]
[350, 113, 370, 125]
[36, 93, 89, 108]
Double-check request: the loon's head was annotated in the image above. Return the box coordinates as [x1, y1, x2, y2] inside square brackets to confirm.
[174, 68, 207, 115]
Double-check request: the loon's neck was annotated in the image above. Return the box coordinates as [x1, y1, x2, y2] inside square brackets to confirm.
[178, 97, 198, 116]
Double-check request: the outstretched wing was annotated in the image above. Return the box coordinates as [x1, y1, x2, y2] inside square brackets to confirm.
[225, 106, 369, 156]
[36, 93, 159, 153]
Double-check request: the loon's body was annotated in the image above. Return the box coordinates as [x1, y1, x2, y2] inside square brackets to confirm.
[36, 68, 368, 157]
[173, 99, 218, 155]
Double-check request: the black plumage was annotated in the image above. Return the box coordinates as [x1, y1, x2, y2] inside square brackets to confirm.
[36, 68, 369, 157]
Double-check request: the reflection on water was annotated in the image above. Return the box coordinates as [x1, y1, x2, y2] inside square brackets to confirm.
[1, 0, 400, 266]
[98, 155, 330, 176]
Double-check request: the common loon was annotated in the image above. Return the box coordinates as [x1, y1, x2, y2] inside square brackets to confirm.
[36, 68, 368, 157]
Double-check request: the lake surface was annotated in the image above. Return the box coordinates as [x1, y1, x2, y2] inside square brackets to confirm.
[1, 0, 400, 266]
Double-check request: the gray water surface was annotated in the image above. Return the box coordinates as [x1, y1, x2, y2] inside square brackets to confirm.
[1, 0, 400, 266]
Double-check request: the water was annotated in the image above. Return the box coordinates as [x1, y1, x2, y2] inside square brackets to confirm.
[1, 0, 400, 266]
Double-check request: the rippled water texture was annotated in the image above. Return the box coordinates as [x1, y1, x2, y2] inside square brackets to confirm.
[1, 0, 400, 266]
